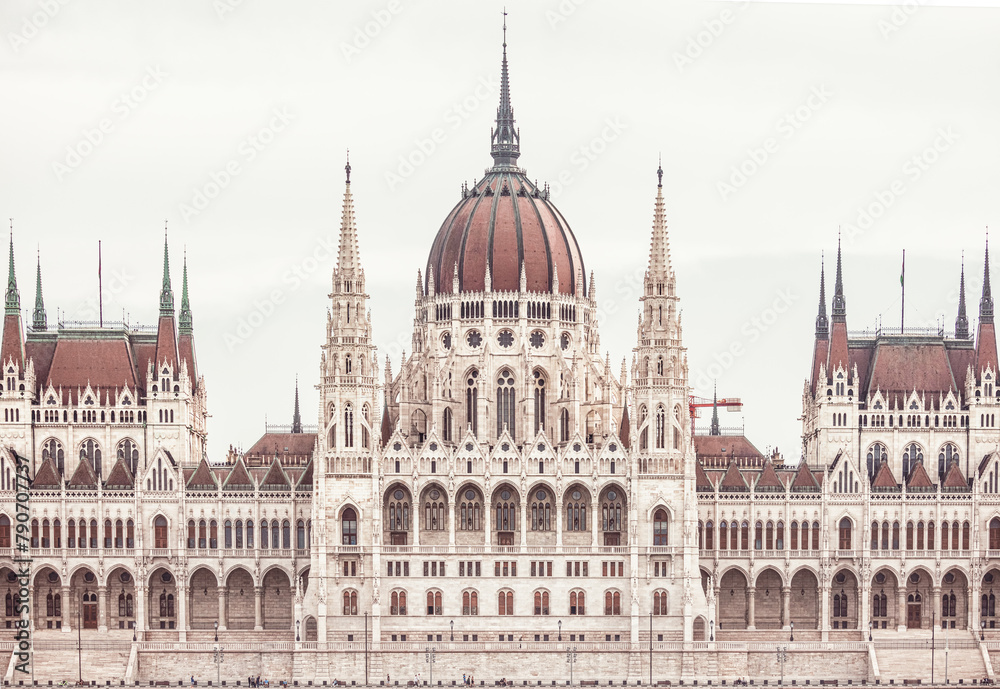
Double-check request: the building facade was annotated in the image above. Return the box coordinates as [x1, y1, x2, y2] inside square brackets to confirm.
[3, 29, 1000, 684]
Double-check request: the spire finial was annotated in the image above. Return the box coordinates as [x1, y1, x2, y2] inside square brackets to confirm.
[32, 247, 46, 331]
[179, 248, 193, 334]
[4, 223, 18, 316]
[710, 381, 720, 436]
[832, 232, 846, 322]
[160, 223, 174, 315]
[815, 252, 828, 337]
[292, 375, 302, 434]
[490, 11, 520, 167]
[345, 149, 351, 184]
[957, 251, 969, 339]
[656, 155, 663, 189]
[982, 230, 994, 323]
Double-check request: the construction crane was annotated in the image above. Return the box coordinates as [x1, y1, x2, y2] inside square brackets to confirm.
[689, 393, 742, 435]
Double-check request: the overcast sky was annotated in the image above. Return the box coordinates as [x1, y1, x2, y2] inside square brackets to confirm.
[5, 0, 1000, 462]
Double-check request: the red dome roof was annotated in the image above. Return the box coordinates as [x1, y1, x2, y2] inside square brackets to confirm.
[426, 172, 585, 296]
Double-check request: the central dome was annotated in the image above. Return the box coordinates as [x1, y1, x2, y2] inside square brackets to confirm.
[424, 30, 586, 297]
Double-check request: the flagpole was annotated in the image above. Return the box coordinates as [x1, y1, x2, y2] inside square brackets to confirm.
[901, 249, 905, 331]
[98, 240, 103, 328]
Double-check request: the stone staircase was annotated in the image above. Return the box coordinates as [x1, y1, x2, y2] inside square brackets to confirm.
[873, 629, 988, 684]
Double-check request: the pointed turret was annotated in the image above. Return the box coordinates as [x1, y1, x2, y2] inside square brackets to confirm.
[336, 153, 363, 280]
[0, 232, 24, 372]
[32, 250, 46, 331]
[154, 229, 179, 372]
[292, 377, 303, 434]
[179, 251, 193, 335]
[810, 256, 829, 394]
[956, 257, 969, 339]
[646, 160, 672, 281]
[710, 382, 720, 436]
[159, 230, 174, 316]
[977, 237, 998, 378]
[490, 13, 520, 167]
[827, 237, 849, 374]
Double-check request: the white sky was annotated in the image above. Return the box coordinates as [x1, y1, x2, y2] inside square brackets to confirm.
[4, 0, 1000, 462]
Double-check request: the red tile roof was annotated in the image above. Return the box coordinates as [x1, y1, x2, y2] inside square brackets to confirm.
[246, 432, 316, 459]
[178, 332, 197, 388]
[104, 457, 135, 489]
[943, 461, 968, 488]
[907, 460, 935, 489]
[260, 460, 290, 490]
[296, 460, 313, 489]
[31, 457, 61, 487]
[791, 462, 820, 490]
[223, 458, 254, 490]
[828, 322, 849, 374]
[619, 404, 630, 450]
[186, 458, 218, 491]
[1, 314, 23, 372]
[41, 338, 138, 399]
[872, 462, 898, 489]
[719, 462, 747, 491]
[978, 322, 998, 380]
[693, 435, 764, 462]
[695, 462, 713, 490]
[868, 342, 956, 399]
[67, 458, 98, 489]
[755, 459, 784, 490]
[154, 315, 178, 372]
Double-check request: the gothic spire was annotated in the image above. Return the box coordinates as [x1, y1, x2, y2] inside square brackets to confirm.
[292, 376, 302, 434]
[5, 229, 18, 316]
[956, 254, 969, 339]
[336, 152, 362, 278]
[489, 11, 520, 167]
[982, 236, 994, 324]
[32, 249, 46, 331]
[815, 254, 828, 337]
[179, 250, 193, 334]
[710, 381, 720, 436]
[160, 226, 174, 315]
[831, 234, 846, 323]
[646, 162, 671, 280]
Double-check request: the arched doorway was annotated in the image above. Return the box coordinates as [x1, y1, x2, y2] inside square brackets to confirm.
[189, 568, 219, 629]
[108, 567, 136, 630]
[693, 616, 706, 641]
[719, 569, 749, 630]
[262, 569, 292, 631]
[830, 569, 858, 630]
[940, 569, 968, 629]
[871, 569, 899, 630]
[754, 569, 783, 629]
[790, 569, 819, 630]
[305, 616, 318, 641]
[148, 568, 176, 630]
[905, 569, 932, 630]
[70, 568, 99, 630]
[226, 569, 254, 630]
[983, 568, 1000, 630]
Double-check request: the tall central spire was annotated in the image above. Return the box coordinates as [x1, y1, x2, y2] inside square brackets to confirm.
[490, 11, 520, 167]
[982, 236, 994, 324]
[5, 230, 19, 316]
[956, 255, 969, 339]
[646, 161, 671, 279]
[815, 255, 828, 337]
[292, 376, 302, 434]
[336, 151, 362, 278]
[160, 227, 174, 316]
[179, 250, 193, 334]
[831, 234, 846, 323]
[33, 250, 46, 331]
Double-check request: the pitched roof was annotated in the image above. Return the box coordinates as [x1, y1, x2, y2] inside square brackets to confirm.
[103, 457, 135, 490]
[296, 459, 313, 490]
[906, 460, 935, 489]
[943, 461, 968, 489]
[260, 460, 290, 490]
[755, 459, 784, 490]
[67, 458, 98, 489]
[31, 457, 61, 488]
[42, 337, 139, 397]
[185, 457, 217, 491]
[245, 432, 316, 458]
[693, 435, 764, 462]
[719, 462, 747, 491]
[695, 462, 713, 490]
[871, 461, 898, 489]
[1, 314, 24, 373]
[222, 457, 254, 491]
[791, 462, 821, 491]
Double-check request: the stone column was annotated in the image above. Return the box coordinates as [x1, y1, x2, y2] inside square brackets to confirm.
[897, 587, 907, 632]
[97, 585, 107, 633]
[859, 578, 870, 632]
[448, 499, 456, 547]
[714, 586, 721, 636]
[932, 587, 941, 631]
[484, 500, 491, 549]
[971, 582, 979, 633]
[746, 587, 756, 630]
[591, 498, 599, 547]
[556, 498, 563, 548]
[820, 583, 831, 640]
[61, 586, 72, 633]
[254, 586, 263, 630]
[782, 586, 791, 629]
[176, 581, 187, 641]
[218, 588, 227, 631]
[520, 500, 527, 547]
[135, 582, 146, 639]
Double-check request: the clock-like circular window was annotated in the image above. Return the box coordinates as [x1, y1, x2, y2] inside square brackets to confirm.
[501, 490, 511, 501]
[608, 490, 617, 500]
[497, 330, 514, 348]
[530, 331, 545, 348]
[442, 332, 452, 350]
[467, 330, 482, 348]
[572, 490, 581, 500]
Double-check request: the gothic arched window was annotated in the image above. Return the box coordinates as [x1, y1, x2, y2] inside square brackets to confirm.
[466, 369, 479, 437]
[533, 370, 546, 436]
[497, 371, 515, 440]
[655, 406, 665, 449]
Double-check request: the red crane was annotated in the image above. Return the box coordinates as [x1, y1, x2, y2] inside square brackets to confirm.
[688, 394, 742, 435]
